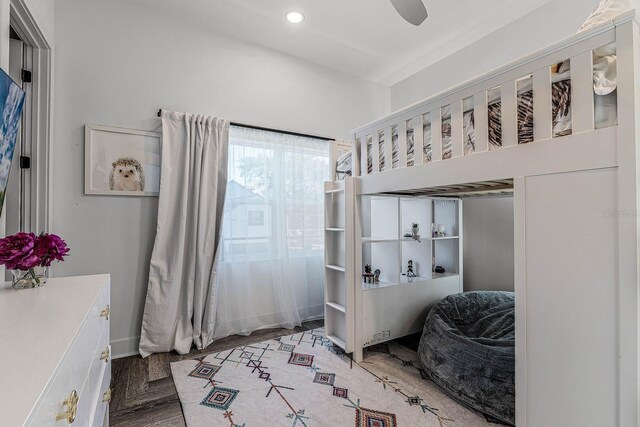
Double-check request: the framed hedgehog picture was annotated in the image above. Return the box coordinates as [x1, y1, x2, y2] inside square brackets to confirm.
[84, 124, 161, 196]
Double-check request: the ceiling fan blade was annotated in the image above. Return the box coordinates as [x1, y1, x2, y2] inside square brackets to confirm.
[389, 0, 428, 26]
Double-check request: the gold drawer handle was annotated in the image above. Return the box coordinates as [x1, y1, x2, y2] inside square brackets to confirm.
[100, 346, 110, 363]
[100, 305, 110, 320]
[55, 390, 78, 424]
[103, 388, 112, 403]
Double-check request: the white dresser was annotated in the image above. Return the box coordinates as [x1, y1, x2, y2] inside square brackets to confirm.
[0, 274, 111, 426]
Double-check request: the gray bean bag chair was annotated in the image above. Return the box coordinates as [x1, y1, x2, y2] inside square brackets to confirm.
[418, 291, 515, 425]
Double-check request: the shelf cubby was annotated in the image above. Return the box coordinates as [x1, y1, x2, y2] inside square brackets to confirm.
[400, 197, 432, 239]
[433, 199, 459, 238]
[361, 241, 400, 290]
[401, 239, 432, 281]
[433, 238, 460, 276]
[361, 195, 399, 240]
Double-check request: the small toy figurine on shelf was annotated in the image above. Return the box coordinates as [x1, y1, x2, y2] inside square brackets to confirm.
[436, 224, 446, 237]
[406, 259, 416, 277]
[434, 265, 446, 274]
[363, 264, 374, 284]
[411, 222, 421, 242]
[374, 269, 381, 283]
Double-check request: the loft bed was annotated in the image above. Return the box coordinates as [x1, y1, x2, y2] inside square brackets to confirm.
[324, 10, 640, 427]
[337, 47, 619, 184]
[344, 56, 618, 175]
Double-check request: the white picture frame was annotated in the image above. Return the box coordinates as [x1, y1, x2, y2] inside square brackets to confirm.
[84, 124, 161, 197]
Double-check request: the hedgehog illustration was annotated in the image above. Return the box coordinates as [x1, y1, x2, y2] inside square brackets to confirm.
[109, 157, 145, 191]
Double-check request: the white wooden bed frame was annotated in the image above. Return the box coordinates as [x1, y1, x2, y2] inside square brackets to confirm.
[325, 11, 640, 426]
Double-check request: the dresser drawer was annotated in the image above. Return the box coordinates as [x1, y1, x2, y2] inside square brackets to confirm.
[86, 327, 110, 414]
[91, 357, 112, 427]
[88, 281, 111, 346]
[26, 280, 110, 426]
[28, 319, 94, 425]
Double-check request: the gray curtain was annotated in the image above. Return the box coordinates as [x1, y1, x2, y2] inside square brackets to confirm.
[139, 110, 229, 357]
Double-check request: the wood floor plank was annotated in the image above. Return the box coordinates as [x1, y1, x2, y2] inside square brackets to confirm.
[124, 353, 150, 398]
[110, 357, 131, 413]
[148, 352, 171, 382]
[126, 378, 178, 409]
[110, 320, 323, 425]
[110, 398, 185, 427]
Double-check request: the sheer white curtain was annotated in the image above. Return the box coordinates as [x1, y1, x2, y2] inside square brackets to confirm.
[212, 126, 329, 339]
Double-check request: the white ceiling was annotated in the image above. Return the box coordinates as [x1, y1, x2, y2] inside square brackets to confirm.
[131, 0, 552, 86]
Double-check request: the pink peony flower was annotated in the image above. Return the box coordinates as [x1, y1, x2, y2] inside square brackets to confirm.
[0, 232, 39, 270]
[0, 232, 69, 270]
[33, 233, 70, 267]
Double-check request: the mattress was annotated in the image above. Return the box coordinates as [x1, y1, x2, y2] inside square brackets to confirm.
[341, 55, 618, 176]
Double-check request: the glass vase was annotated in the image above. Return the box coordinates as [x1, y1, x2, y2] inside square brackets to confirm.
[11, 266, 48, 289]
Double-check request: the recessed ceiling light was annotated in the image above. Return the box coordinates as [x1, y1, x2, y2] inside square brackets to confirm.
[285, 11, 305, 24]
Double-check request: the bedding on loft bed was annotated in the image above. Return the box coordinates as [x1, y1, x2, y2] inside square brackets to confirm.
[336, 51, 618, 177]
[335, 150, 352, 180]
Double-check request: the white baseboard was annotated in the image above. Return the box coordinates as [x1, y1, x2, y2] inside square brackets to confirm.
[111, 336, 140, 359]
[110, 317, 324, 360]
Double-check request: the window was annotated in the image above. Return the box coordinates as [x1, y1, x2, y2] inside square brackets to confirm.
[221, 127, 330, 261]
[213, 126, 330, 339]
[247, 210, 264, 226]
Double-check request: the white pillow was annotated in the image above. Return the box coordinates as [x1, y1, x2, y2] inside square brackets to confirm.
[579, 0, 637, 32]
[579, 0, 638, 95]
[593, 55, 617, 95]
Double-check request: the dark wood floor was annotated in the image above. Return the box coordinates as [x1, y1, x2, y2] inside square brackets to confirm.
[109, 320, 324, 427]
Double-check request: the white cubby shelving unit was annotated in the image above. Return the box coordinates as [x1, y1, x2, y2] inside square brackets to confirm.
[323, 187, 463, 359]
[354, 195, 463, 360]
[323, 178, 355, 352]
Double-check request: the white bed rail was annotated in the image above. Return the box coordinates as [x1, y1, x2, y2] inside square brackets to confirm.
[351, 12, 635, 178]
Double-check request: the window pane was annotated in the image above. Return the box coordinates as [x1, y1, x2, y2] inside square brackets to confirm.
[222, 127, 330, 262]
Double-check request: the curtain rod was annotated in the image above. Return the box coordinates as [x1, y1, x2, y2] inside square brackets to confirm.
[157, 109, 332, 141]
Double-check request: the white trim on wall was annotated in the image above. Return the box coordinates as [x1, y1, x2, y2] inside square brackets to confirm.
[10, 0, 52, 233]
[111, 335, 140, 359]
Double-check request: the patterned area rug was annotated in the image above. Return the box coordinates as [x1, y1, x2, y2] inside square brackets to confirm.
[171, 328, 492, 426]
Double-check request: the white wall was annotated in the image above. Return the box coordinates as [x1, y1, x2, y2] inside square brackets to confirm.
[22, 0, 54, 46]
[390, 0, 598, 110]
[51, 0, 389, 357]
[462, 196, 514, 292]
